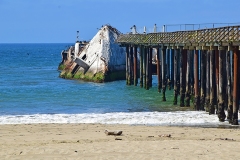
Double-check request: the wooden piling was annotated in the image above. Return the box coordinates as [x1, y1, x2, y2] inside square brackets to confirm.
[232, 47, 239, 125]
[171, 49, 174, 89]
[173, 48, 178, 105]
[139, 46, 143, 88]
[156, 47, 161, 92]
[149, 48, 153, 88]
[167, 49, 171, 90]
[222, 50, 227, 113]
[209, 48, 216, 114]
[146, 47, 149, 90]
[143, 47, 147, 89]
[130, 46, 134, 85]
[215, 49, 219, 111]
[161, 47, 166, 101]
[194, 50, 200, 110]
[190, 50, 194, 101]
[126, 45, 130, 85]
[217, 47, 226, 122]
[205, 50, 210, 112]
[200, 50, 206, 110]
[180, 48, 186, 107]
[185, 50, 191, 107]
[226, 49, 233, 123]
[134, 46, 138, 86]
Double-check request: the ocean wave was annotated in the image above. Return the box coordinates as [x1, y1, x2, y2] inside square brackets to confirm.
[0, 111, 232, 126]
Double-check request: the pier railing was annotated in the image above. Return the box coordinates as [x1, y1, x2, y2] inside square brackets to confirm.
[117, 25, 240, 47]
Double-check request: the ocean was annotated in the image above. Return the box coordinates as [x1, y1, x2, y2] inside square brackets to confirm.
[0, 43, 231, 126]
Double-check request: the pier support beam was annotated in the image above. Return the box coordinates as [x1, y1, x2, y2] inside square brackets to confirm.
[185, 50, 191, 107]
[226, 48, 233, 123]
[126, 45, 130, 85]
[215, 49, 219, 112]
[180, 48, 186, 107]
[209, 47, 216, 114]
[130, 46, 134, 85]
[146, 48, 149, 90]
[200, 50, 206, 110]
[190, 50, 194, 102]
[134, 46, 138, 86]
[156, 47, 162, 92]
[143, 47, 147, 89]
[139, 46, 143, 88]
[205, 50, 210, 112]
[173, 48, 179, 105]
[149, 48, 153, 88]
[171, 49, 174, 89]
[217, 47, 226, 122]
[194, 49, 200, 110]
[167, 49, 171, 90]
[161, 47, 166, 101]
[232, 47, 239, 125]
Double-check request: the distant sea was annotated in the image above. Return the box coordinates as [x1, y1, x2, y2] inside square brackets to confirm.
[0, 43, 231, 126]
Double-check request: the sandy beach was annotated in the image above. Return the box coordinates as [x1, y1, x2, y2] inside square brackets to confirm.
[0, 123, 240, 160]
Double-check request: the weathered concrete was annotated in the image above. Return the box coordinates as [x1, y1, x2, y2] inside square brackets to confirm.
[59, 25, 126, 82]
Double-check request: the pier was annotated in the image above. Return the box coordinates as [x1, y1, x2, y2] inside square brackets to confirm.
[116, 25, 240, 125]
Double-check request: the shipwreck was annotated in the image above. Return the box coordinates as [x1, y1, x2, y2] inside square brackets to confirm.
[59, 25, 126, 82]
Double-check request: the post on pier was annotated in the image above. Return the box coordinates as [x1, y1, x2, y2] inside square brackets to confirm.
[161, 47, 167, 101]
[223, 49, 227, 113]
[167, 49, 171, 90]
[146, 47, 149, 90]
[205, 49, 210, 112]
[171, 49, 174, 89]
[156, 47, 161, 92]
[226, 46, 233, 123]
[215, 49, 219, 111]
[232, 46, 239, 125]
[185, 49, 192, 107]
[180, 47, 187, 107]
[126, 45, 130, 85]
[130, 46, 134, 85]
[173, 47, 179, 105]
[209, 47, 216, 114]
[194, 49, 200, 110]
[149, 48, 153, 88]
[200, 49, 206, 110]
[190, 50, 194, 101]
[134, 46, 138, 86]
[143, 47, 147, 89]
[217, 46, 226, 122]
[139, 46, 143, 88]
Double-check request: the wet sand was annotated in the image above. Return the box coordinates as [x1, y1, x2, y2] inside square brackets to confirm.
[1, 123, 240, 160]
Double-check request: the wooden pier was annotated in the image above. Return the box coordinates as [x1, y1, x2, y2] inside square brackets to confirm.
[117, 25, 240, 125]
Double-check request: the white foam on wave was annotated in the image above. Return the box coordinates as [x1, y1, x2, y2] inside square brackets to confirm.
[0, 111, 232, 126]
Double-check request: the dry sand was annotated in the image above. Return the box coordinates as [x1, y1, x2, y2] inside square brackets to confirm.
[1, 123, 240, 160]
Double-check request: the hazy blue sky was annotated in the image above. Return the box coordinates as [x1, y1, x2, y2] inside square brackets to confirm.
[1, 0, 240, 43]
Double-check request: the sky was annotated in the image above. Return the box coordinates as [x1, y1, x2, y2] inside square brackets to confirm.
[1, 0, 240, 43]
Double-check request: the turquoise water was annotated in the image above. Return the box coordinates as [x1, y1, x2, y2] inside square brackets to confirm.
[0, 43, 192, 115]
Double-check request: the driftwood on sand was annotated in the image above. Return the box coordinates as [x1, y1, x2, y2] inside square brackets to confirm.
[105, 130, 122, 136]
